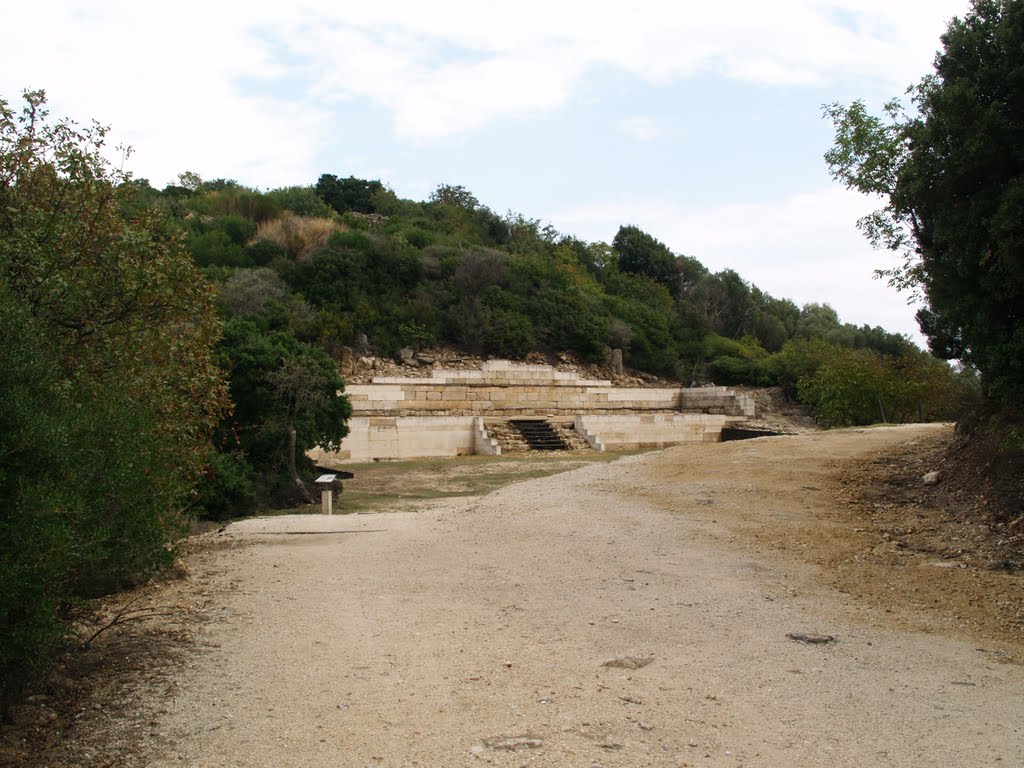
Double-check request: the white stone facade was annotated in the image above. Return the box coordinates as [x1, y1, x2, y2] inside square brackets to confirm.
[312, 360, 755, 461]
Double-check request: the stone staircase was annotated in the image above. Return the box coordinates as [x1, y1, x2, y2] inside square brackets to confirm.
[486, 420, 590, 453]
[509, 419, 569, 451]
[550, 421, 591, 451]
[486, 421, 531, 453]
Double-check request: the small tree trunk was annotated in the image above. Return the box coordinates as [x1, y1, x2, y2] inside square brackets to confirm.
[286, 420, 313, 503]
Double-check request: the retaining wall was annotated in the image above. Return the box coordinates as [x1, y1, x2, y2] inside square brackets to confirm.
[309, 416, 479, 462]
[344, 360, 753, 417]
[313, 360, 755, 461]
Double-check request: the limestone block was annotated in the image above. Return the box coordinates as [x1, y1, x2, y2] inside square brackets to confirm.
[346, 384, 380, 396]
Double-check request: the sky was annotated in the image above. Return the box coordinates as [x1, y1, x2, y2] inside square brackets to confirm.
[2, 0, 974, 346]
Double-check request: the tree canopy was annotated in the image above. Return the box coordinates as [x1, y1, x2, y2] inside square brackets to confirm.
[612, 225, 679, 294]
[824, 0, 1024, 405]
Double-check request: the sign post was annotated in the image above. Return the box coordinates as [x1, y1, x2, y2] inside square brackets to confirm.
[315, 474, 337, 515]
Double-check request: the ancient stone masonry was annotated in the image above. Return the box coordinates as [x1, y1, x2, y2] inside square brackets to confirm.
[311, 360, 755, 461]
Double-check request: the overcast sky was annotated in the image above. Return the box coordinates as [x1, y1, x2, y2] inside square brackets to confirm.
[3, 1, 973, 345]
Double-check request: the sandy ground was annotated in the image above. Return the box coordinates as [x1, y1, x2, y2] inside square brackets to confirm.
[12, 424, 1024, 767]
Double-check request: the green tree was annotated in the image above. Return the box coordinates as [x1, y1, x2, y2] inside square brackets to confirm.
[824, 0, 1024, 404]
[207, 318, 351, 510]
[0, 90, 228, 704]
[430, 183, 480, 209]
[687, 270, 755, 338]
[266, 185, 335, 218]
[267, 351, 350, 501]
[315, 174, 386, 214]
[796, 345, 890, 426]
[0, 89, 228, 478]
[612, 225, 678, 293]
[748, 288, 799, 352]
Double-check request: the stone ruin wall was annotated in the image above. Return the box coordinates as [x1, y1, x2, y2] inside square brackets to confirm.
[312, 360, 755, 461]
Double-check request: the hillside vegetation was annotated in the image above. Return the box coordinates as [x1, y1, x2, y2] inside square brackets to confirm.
[176, 176, 975, 404]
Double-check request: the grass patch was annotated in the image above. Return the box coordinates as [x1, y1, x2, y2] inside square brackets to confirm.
[317, 450, 637, 514]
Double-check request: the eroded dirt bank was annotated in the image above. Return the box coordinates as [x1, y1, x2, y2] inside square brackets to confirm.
[13, 425, 1024, 766]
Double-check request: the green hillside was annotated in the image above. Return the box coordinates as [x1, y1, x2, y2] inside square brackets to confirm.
[160, 173, 974, 411]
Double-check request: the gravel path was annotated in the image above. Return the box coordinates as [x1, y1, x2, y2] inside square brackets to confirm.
[146, 425, 1022, 767]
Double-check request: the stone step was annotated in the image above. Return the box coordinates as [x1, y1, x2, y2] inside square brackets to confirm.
[509, 420, 569, 451]
[485, 422, 530, 453]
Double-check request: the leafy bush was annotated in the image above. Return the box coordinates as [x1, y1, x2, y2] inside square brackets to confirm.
[709, 355, 773, 386]
[216, 268, 289, 316]
[191, 449, 257, 521]
[265, 185, 334, 218]
[481, 308, 536, 358]
[189, 229, 252, 268]
[246, 238, 286, 267]
[770, 338, 835, 397]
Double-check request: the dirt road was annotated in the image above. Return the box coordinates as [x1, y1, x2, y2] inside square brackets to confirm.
[35, 425, 1024, 766]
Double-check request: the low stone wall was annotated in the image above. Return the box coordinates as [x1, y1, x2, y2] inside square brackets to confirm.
[575, 414, 729, 451]
[310, 416, 480, 462]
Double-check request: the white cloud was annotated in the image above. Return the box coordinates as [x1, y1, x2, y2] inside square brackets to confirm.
[1, 0, 970, 180]
[262, 0, 970, 139]
[2, 1, 330, 187]
[620, 116, 665, 142]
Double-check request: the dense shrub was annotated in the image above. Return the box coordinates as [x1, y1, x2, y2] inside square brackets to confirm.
[191, 449, 257, 521]
[0, 91, 228, 707]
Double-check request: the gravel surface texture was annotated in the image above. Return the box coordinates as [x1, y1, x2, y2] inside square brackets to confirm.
[10, 424, 1022, 767]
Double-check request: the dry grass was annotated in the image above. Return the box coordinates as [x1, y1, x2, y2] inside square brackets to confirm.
[297, 450, 638, 514]
[254, 213, 344, 260]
